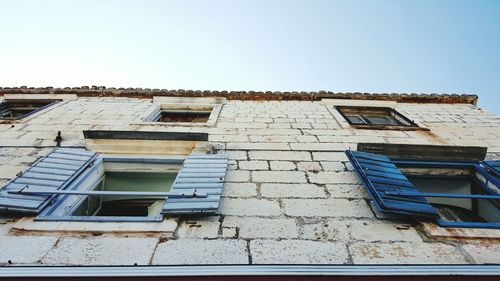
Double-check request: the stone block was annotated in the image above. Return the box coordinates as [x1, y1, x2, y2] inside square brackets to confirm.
[252, 171, 307, 183]
[350, 242, 467, 264]
[219, 198, 281, 216]
[249, 151, 311, 161]
[296, 161, 322, 172]
[308, 172, 360, 184]
[176, 216, 221, 239]
[284, 199, 373, 218]
[0, 236, 57, 265]
[223, 217, 298, 239]
[250, 240, 348, 264]
[239, 160, 268, 170]
[225, 170, 250, 182]
[312, 152, 348, 161]
[326, 184, 367, 198]
[152, 239, 248, 265]
[269, 161, 296, 170]
[261, 183, 326, 198]
[42, 237, 158, 265]
[222, 182, 258, 197]
[300, 220, 350, 241]
[462, 244, 500, 264]
[348, 220, 422, 242]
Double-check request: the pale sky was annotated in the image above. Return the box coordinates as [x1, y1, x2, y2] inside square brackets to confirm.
[0, 0, 499, 113]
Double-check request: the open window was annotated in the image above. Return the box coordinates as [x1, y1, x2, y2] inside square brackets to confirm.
[0, 148, 229, 222]
[336, 106, 419, 129]
[0, 99, 61, 120]
[346, 150, 500, 229]
[144, 96, 225, 126]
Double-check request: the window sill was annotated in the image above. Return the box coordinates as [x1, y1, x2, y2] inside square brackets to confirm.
[350, 124, 430, 131]
[421, 222, 500, 239]
[10, 217, 178, 236]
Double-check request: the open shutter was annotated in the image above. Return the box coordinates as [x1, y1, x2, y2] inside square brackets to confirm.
[162, 154, 229, 215]
[482, 160, 500, 178]
[346, 150, 438, 217]
[0, 148, 97, 214]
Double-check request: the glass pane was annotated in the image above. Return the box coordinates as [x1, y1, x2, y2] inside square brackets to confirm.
[346, 115, 365, 125]
[365, 116, 400, 125]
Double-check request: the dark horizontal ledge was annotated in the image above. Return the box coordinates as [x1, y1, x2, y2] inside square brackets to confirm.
[83, 130, 208, 141]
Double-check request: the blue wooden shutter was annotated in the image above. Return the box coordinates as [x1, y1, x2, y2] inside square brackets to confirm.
[162, 154, 229, 215]
[482, 160, 500, 178]
[346, 150, 438, 217]
[0, 148, 97, 214]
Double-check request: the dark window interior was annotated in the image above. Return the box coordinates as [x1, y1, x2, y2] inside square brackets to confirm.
[0, 99, 60, 119]
[337, 106, 416, 127]
[157, 110, 211, 123]
[407, 174, 500, 224]
[70, 171, 176, 218]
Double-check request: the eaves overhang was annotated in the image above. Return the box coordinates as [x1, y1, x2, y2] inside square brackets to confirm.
[0, 86, 479, 105]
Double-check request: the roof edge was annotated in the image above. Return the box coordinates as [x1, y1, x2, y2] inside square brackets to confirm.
[0, 86, 478, 105]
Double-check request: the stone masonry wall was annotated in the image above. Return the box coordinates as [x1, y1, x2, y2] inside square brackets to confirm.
[0, 96, 499, 266]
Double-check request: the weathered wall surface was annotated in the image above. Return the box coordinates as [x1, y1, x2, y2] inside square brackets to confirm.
[0, 96, 499, 266]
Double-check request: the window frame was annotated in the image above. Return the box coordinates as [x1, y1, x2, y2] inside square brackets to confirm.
[36, 156, 185, 222]
[388, 157, 500, 229]
[336, 106, 421, 130]
[0, 99, 61, 120]
[141, 96, 226, 127]
[347, 149, 500, 229]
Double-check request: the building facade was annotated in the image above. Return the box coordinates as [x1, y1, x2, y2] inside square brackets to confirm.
[0, 87, 498, 276]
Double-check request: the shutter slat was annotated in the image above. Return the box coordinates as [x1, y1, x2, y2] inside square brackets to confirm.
[482, 160, 500, 178]
[162, 154, 229, 215]
[181, 168, 227, 173]
[177, 172, 226, 178]
[183, 164, 228, 168]
[346, 150, 438, 217]
[0, 148, 97, 214]
[48, 153, 92, 162]
[29, 167, 75, 176]
[36, 162, 81, 171]
[173, 183, 224, 189]
[43, 158, 87, 166]
[175, 177, 224, 183]
[21, 172, 71, 182]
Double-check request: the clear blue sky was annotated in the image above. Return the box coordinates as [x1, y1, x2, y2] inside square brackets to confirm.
[1, 0, 499, 113]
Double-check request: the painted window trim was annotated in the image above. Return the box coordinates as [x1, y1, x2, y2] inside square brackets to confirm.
[37, 157, 185, 222]
[348, 150, 500, 229]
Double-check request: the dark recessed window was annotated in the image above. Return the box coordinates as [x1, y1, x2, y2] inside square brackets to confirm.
[155, 110, 212, 123]
[71, 171, 177, 218]
[0, 99, 60, 120]
[336, 106, 418, 128]
[406, 171, 499, 225]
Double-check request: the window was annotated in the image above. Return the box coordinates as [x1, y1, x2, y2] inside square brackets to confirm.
[336, 106, 418, 128]
[153, 109, 212, 123]
[346, 150, 500, 229]
[0, 148, 229, 222]
[0, 99, 61, 120]
[143, 96, 225, 126]
[38, 157, 182, 222]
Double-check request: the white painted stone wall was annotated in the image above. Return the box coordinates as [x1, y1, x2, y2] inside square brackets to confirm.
[0, 96, 499, 266]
